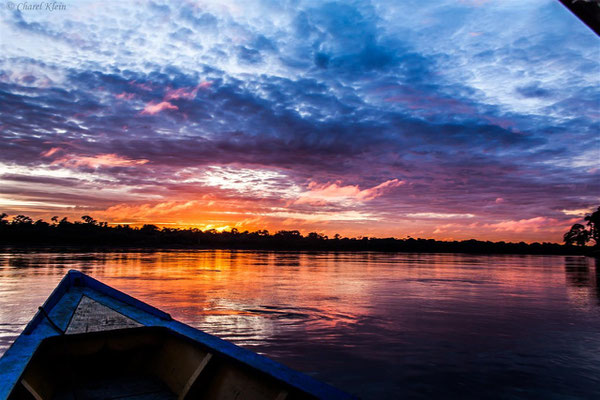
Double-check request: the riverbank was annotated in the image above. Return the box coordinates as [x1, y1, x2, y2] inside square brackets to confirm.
[1, 218, 595, 256]
[0, 240, 593, 256]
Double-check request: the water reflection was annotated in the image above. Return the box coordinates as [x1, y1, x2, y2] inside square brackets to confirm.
[0, 251, 599, 399]
[564, 256, 600, 304]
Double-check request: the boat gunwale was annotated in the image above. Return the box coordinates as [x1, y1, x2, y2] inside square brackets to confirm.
[0, 270, 355, 400]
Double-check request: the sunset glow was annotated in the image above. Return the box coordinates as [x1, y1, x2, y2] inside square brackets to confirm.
[0, 0, 598, 242]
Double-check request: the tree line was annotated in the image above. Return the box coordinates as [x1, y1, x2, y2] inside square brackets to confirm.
[0, 212, 594, 255]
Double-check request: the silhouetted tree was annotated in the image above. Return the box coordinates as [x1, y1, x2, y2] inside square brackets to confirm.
[564, 206, 600, 247]
[564, 223, 589, 246]
[275, 230, 301, 238]
[0, 213, 7, 225]
[81, 215, 97, 225]
[141, 224, 159, 233]
[12, 215, 33, 225]
[584, 207, 600, 246]
[34, 219, 49, 228]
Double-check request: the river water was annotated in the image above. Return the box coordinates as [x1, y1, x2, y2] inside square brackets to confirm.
[0, 250, 598, 399]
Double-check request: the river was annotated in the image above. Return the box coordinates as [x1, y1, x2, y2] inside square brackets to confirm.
[0, 250, 598, 399]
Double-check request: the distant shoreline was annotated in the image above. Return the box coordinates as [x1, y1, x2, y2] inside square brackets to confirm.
[1, 215, 597, 257]
[0, 242, 594, 257]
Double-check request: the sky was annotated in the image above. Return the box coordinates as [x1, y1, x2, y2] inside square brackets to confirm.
[0, 0, 598, 242]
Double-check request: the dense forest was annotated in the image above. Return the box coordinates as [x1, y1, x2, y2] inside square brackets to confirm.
[0, 213, 595, 255]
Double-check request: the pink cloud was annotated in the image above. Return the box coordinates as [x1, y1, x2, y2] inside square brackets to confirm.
[295, 179, 404, 205]
[115, 92, 135, 100]
[484, 217, 579, 233]
[41, 147, 62, 157]
[433, 223, 459, 234]
[360, 179, 405, 200]
[52, 153, 149, 168]
[164, 81, 211, 101]
[140, 101, 178, 115]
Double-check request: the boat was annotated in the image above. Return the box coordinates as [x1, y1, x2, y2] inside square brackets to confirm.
[0, 270, 354, 400]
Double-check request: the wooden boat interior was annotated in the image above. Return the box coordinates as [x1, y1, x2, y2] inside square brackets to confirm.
[8, 326, 311, 400]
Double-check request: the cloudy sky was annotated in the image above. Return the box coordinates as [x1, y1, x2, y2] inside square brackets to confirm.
[0, 0, 598, 242]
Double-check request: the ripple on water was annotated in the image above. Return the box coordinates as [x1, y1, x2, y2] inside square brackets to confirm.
[0, 251, 599, 399]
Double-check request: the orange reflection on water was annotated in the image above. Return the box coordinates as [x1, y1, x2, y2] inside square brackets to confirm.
[1, 251, 595, 348]
[0, 251, 381, 349]
[1, 251, 600, 399]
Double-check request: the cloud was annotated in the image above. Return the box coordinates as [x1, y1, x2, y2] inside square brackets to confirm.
[515, 83, 553, 99]
[266, 209, 374, 223]
[484, 217, 579, 233]
[0, 196, 74, 209]
[51, 154, 149, 169]
[561, 208, 596, 216]
[103, 200, 201, 220]
[164, 82, 211, 100]
[295, 179, 404, 205]
[140, 101, 179, 115]
[407, 213, 476, 219]
[41, 147, 61, 157]
[115, 92, 135, 100]
[0, 0, 598, 242]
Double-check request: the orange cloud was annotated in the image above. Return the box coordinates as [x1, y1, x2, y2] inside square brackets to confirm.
[52, 153, 149, 168]
[104, 201, 200, 220]
[100, 200, 251, 232]
[41, 147, 61, 157]
[295, 179, 404, 205]
[140, 101, 178, 115]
